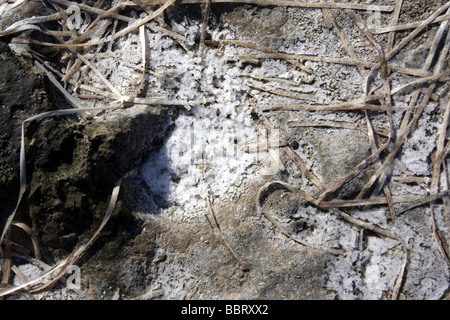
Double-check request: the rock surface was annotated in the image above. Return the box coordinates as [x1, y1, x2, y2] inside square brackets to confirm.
[0, 38, 170, 260]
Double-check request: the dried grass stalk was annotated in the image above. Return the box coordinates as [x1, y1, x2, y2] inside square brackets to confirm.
[256, 180, 409, 299]
[248, 83, 315, 101]
[322, 8, 365, 76]
[287, 119, 390, 137]
[358, 14, 450, 202]
[261, 93, 385, 112]
[234, 53, 432, 77]
[208, 39, 311, 73]
[199, 0, 212, 60]
[11, 222, 41, 261]
[240, 73, 307, 87]
[109, 0, 176, 42]
[391, 69, 450, 95]
[387, 0, 403, 52]
[429, 98, 450, 266]
[50, 0, 134, 22]
[0, 11, 64, 37]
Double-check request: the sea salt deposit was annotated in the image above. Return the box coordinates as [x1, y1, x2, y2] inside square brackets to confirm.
[3, 1, 449, 300]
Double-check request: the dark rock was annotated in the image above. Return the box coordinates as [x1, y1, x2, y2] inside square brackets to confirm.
[0, 39, 170, 261]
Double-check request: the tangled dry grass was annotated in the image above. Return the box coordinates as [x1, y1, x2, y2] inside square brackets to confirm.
[0, 0, 449, 299]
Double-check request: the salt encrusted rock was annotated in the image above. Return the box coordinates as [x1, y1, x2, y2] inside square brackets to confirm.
[0, 39, 170, 260]
[0, 39, 54, 233]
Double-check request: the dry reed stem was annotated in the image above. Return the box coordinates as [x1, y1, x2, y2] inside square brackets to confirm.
[256, 180, 413, 299]
[65, 1, 135, 45]
[258, 103, 408, 299]
[256, 181, 342, 255]
[207, 39, 311, 74]
[21, 0, 175, 49]
[321, 8, 366, 77]
[0, 11, 65, 37]
[109, 0, 176, 42]
[240, 73, 308, 87]
[50, 0, 134, 23]
[391, 70, 450, 95]
[374, 13, 450, 34]
[429, 98, 450, 266]
[206, 196, 250, 271]
[321, 7, 395, 219]
[314, 9, 400, 203]
[149, 24, 191, 52]
[260, 94, 385, 112]
[283, 146, 326, 192]
[233, 53, 433, 78]
[298, 8, 407, 297]
[287, 120, 390, 138]
[340, 10, 394, 202]
[10, 222, 41, 261]
[387, 0, 403, 52]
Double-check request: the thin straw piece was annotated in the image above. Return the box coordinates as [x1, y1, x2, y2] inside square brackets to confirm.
[109, 0, 176, 42]
[0, 104, 124, 247]
[347, 10, 395, 194]
[387, 0, 403, 52]
[208, 39, 311, 74]
[386, 2, 450, 62]
[429, 98, 450, 266]
[248, 83, 315, 101]
[358, 13, 450, 200]
[374, 14, 450, 34]
[234, 53, 432, 78]
[34, 61, 85, 109]
[391, 69, 450, 95]
[256, 181, 342, 255]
